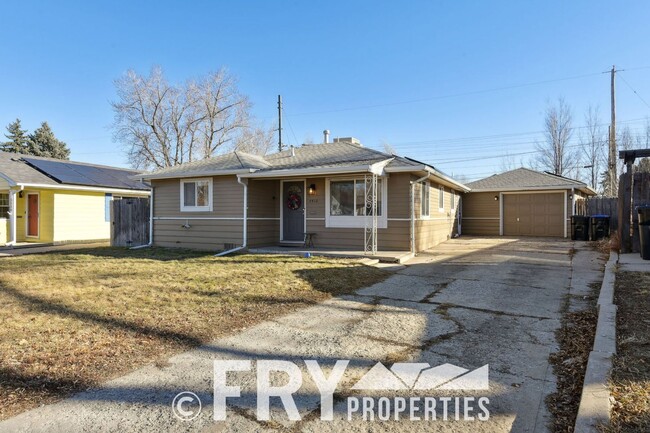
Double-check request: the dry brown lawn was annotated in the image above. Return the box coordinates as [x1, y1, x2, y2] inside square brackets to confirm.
[602, 271, 650, 433]
[0, 247, 389, 420]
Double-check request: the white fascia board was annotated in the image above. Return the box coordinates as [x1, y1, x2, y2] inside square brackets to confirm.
[385, 164, 470, 192]
[469, 185, 590, 194]
[137, 168, 255, 181]
[17, 183, 151, 195]
[239, 165, 374, 179]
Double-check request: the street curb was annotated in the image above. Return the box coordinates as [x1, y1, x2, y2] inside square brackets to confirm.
[574, 252, 617, 433]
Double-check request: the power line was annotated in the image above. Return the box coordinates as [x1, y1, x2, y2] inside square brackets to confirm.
[618, 73, 650, 111]
[286, 71, 604, 117]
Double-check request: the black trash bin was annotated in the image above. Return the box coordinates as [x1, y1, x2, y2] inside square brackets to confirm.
[590, 215, 610, 241]
[638, 206, 650, 260]
[571, 215, 590, 241]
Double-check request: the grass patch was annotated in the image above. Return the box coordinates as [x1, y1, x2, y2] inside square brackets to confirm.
[0, 247, 390, 420]
[602, 271, 650, 433]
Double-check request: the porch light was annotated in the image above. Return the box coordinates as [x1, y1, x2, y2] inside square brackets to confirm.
[568, 194, 573, 200]
[19, 191, 23, 198]
[494, 195, 499, 201]
[308, 184, 317, 195]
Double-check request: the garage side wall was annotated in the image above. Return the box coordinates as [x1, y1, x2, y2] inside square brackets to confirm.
[461, 192, 500, 236]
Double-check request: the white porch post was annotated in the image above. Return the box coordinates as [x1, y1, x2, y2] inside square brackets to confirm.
[8, 189, 17, 245]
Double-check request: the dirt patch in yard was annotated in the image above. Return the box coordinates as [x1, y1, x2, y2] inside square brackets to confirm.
[602, 271, 650, 433]
[0, 247, 389, 420]
[546, 279, 601, 433]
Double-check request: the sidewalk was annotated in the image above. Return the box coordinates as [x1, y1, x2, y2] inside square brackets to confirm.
[0, 242, 109, 257]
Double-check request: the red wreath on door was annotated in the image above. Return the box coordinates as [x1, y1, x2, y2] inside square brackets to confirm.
[287, 193, 302, 210]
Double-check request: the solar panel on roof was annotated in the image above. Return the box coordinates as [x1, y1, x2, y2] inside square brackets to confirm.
[22, 157, 148, 190]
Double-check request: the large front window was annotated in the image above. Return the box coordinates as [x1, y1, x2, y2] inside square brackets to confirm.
[181, 178, 213, 212]
[327, 178, 386, 228]
[0, 193, 8, 218]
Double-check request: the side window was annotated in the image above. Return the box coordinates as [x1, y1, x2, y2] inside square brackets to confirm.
[181, 178, 213, 211]
[421, 182, 430, 217]
[438, 185, 444, 211]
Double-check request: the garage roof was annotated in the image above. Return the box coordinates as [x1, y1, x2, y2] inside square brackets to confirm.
[467, 168, 596, 195]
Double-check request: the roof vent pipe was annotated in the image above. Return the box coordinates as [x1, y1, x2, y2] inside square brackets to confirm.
[323, 129, 330, 144]
[290, 145, 295, 157]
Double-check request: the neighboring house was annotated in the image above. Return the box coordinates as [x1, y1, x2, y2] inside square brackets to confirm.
[462, 168, 596, 238]
[0, 152, 150, 246]
[137, 137, 470, 253]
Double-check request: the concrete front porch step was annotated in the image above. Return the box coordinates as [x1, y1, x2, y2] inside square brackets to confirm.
[248, 246, 414, 264]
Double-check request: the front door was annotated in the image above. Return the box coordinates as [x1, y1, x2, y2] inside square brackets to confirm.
[27, 193, 39, 237]
[282, 181, 304, 242]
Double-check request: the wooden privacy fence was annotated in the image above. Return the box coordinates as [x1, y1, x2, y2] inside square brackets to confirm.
[618, 171, 650, 253]
[577, 197, 619, 231]
[111, 197, 150, 247]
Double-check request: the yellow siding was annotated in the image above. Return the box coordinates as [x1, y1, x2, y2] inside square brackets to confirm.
[0, 219, 7, 245]
[14, 189, 55, 243]
[52, 190, 110, 242]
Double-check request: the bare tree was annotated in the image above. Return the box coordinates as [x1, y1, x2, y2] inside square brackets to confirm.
[111, 67, 252, 169]
[499, 151, 522, 172]
[535, 98, 578, 176]
[580, 105, 606, 191]
[381, 140, 397, 155]
[232, 124, 275, 156]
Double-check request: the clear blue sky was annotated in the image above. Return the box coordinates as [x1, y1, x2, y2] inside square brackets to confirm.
[2, 1, 650, 181]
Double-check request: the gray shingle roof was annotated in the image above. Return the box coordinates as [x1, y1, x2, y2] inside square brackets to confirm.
[141, 142, 424, 179]
[0, 151, 149, 191]
[0, 151, 60, 185]
[467, 167, 591, 191]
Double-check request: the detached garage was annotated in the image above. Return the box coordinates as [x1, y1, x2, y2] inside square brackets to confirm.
[462, 168, 596, 238]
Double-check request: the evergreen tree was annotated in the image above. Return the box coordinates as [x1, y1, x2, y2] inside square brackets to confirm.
[1, 119, 29, 154]
[28, 122, 70, 160]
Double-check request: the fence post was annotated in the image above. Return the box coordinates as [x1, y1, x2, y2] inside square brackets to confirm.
[618, 169, 633, 253]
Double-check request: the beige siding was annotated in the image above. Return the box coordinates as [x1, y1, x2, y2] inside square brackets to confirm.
[154, 219, 243, 250]
[152, 176, 244, 250]
[461, 192, 501, 236]
[152, 173, 461, 252]
[414, 178, 462, 250]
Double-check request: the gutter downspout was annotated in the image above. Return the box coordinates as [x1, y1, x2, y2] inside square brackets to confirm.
[410, 174, 430, 254]
[215, 177, 248, 256]
[131, 185, 154, 249]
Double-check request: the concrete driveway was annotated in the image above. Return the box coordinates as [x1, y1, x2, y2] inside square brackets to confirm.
[0, 238, 604, 433]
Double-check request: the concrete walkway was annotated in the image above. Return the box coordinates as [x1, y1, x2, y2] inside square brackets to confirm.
[0, 238, 605, 433]
[0, 242, 109, 257]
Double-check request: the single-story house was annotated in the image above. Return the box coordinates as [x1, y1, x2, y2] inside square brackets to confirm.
[137, 137, 470, 253]
[0, 151, 150, 246]
[461, 168, 597, 238]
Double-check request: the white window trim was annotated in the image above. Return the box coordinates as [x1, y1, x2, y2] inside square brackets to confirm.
[438, 185, 445, 213]
[180, 178, 213, 212]
[421, 181, 430, 219]
[325, 177, 388, 229]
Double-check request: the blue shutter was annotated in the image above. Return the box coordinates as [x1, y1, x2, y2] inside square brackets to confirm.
[105, 193, 112, 222]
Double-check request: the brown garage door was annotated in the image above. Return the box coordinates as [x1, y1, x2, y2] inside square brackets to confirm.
[503, 193, 564, 237]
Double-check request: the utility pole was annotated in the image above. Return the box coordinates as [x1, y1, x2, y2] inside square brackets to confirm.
[608, 65, 618, 197]
[277, 95, 283, 152]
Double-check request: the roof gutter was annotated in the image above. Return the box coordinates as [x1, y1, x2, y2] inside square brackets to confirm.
[385, 165, 470, 192]
[238, 165, 378, 179]
[469, 185, 596, 195]
[16, 183, 150, 195]
[137, 168, 256, 181]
